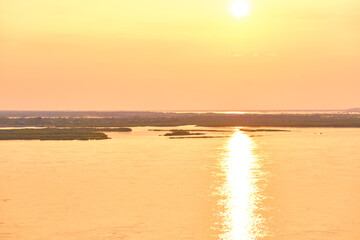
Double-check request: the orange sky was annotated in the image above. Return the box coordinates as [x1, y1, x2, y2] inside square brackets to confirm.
[1, 0, 359, 110]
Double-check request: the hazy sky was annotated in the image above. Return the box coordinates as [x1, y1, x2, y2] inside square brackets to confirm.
[1, 0, 359, 110]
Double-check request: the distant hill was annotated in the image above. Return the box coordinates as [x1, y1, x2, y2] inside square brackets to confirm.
[347, 108, 360, 112]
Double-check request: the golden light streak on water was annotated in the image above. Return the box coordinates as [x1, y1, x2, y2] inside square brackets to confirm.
[220, 131, 264, 240]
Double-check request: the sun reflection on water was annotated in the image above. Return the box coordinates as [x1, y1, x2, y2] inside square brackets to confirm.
[220, 131, 265, 240]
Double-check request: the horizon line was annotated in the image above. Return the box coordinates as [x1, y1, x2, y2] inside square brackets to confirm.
[0, 109, 356, 112]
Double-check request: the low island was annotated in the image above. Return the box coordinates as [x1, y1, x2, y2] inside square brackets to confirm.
[164, 130, 205, 136]
[0, 128, 132, 141]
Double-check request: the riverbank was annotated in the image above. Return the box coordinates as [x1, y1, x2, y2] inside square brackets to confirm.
[0, 128, 111, 140]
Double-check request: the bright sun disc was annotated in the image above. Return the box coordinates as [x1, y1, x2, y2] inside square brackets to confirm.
[231, 1, 250, 18]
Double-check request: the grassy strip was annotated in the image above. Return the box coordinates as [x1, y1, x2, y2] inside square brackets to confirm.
[164, 130, 205, 136]
[0, 128, 109, 140]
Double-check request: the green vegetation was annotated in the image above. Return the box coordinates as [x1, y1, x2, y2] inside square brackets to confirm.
[0, 128, 109, 140]
[164, 130, 205, 136]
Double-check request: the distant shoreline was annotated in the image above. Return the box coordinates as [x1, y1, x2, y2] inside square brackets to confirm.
[1, 112, 360, 128]
[1, 109, 359, 118]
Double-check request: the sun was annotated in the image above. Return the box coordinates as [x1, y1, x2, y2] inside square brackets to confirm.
[231, 1, 250, 18]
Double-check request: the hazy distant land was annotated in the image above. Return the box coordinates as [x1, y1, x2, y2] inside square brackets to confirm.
[1, 111, 360, 128]
[0, 111, 360, 140]
[0, 109, 358, 118]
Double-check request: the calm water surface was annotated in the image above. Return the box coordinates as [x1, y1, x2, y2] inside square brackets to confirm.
[1, 127, 360, 240]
